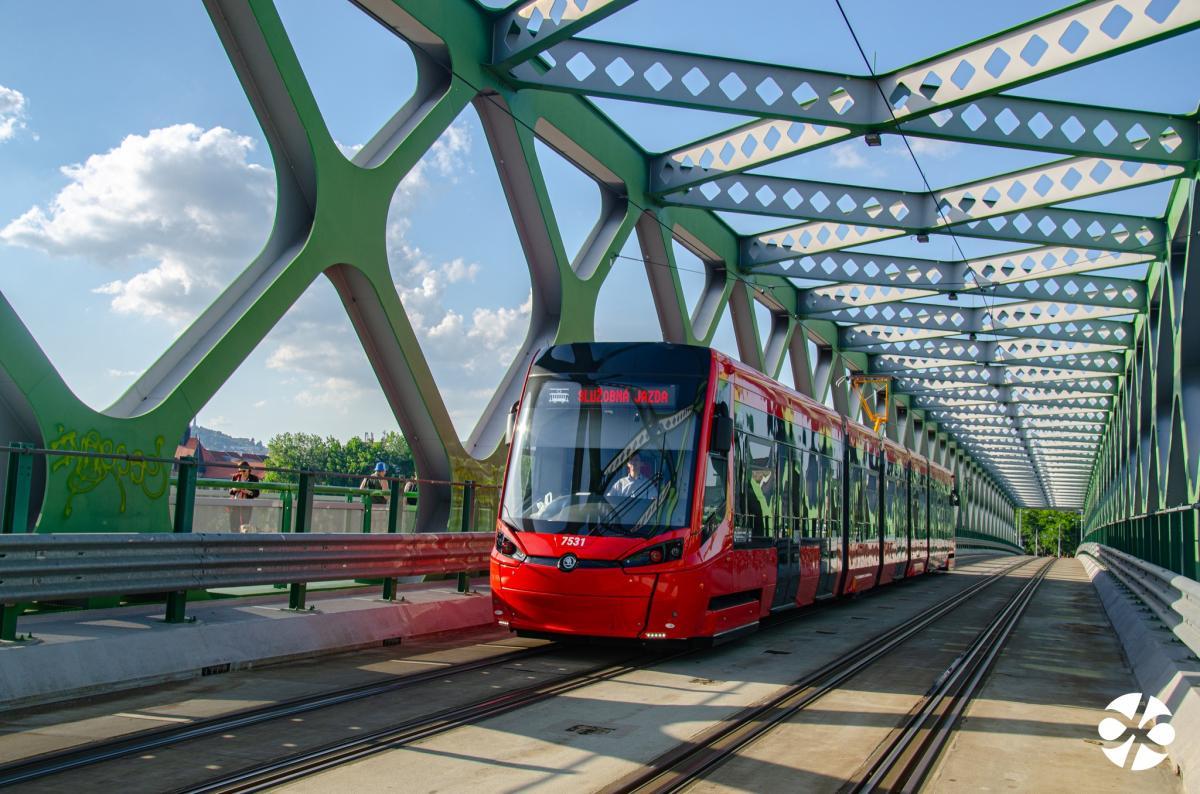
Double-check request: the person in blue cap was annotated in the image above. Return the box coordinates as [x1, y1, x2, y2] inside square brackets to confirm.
[360, 461, 389, 505]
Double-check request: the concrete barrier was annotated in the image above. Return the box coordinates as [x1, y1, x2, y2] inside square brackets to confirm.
[0, 583, 496, 709]
[1079, 551, 1200, 792]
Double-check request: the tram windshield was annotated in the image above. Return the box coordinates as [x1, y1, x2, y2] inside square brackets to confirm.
[501, 345, 708, 539]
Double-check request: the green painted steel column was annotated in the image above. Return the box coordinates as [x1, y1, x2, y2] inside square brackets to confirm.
[289, 472, 314, 610]
[457, 481, 475, 594]
[165, 456, 197, 623]
[1, 442, 33, 534]
[383, 478, 403, 601]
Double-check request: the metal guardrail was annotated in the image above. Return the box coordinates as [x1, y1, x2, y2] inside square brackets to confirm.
[1077, 542, 1200, 656]
[0, 532, 495, 641]
[954, 536, 1022, 554]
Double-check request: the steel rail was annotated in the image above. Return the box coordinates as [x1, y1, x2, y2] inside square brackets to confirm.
[0, 644, 554, 788]
[602, 556, 1035, 794]
[850, 557, 1054, 792]
[178, 650, 682, 794]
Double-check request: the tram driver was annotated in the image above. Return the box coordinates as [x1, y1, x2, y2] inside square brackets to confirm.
[605, 452, 659, 502]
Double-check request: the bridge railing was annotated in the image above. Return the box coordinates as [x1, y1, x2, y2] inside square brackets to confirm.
[0, 445, 502, 641]
[1077, 542, 1200, 657]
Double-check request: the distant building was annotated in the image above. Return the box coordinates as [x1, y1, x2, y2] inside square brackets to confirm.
[175, 438, 267, 480]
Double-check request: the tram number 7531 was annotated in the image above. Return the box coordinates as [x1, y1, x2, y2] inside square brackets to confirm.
[561, 536, 587, 548]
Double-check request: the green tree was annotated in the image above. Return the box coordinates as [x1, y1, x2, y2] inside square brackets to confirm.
[1019, 508, 1081, 556]
[264, 432, 415, 485]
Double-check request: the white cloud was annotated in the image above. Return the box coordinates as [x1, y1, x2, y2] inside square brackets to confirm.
[905, 137, 962, 160]
[832, 144, 868, 170]
[0, 85, 29, 142]
[1, 123, 275, 323]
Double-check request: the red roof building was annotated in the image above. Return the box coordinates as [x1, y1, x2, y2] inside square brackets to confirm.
[175, 438, 268, 481]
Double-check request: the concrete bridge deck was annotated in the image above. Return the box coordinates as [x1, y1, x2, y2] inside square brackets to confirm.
[0, 555, 1188, 793]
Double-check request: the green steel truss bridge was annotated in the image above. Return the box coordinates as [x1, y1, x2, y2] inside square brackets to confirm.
[0, 0, 1197, 575]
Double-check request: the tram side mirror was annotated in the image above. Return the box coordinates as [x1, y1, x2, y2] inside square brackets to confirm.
[710, 413, 733, 456]
[505, 401, 520, 446]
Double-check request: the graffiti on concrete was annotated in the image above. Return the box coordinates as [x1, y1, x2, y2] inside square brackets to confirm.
[48, 426, 170, 517]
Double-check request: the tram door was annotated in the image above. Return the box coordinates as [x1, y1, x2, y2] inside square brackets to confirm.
[773, 446, 802, 608]
[809, 447, 840, 599]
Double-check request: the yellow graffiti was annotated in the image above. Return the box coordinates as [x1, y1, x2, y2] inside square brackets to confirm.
[49, 426, 170, 517]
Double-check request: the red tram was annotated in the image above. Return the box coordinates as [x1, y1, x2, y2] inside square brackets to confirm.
[491, 342, 957, 642]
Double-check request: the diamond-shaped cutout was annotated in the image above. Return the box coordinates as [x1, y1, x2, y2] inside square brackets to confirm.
[699, 182, 721, 201]
[718, 72, 747, 101]
[792, 82, 819, 109]
[1033, 174, 1054, 197]
[755, 184, 776, 206]
[699, 149, 715, 169]
[889, 82, 912, 110]
[890, 201, 910, 221]
[782, 188, 803, 210]
[1145, 0, 1181, 25]
[565, 51, 596, 81]
[681, 67, 710, 96]
[728, 182, 749, 204]
[836, 194, 857, 214]
[1061, 167, 1082, 190]
[1100, 5, 1134, 39]
[962, 104, 986, 131]
[828, 86, 855, 115]
[984, 48, 1011, 79]
[1090, 160, 1113, 182]
[1061, 116, 1085, 142]
[950, 60, 975, 90]
[1086, 220, 1106, 238]
[863, 197, 882, 218]
[811, 191, 830, 212]
[919, 71, 943, 100]
[994, 107, 1019, 135]
[719, 141, 736, 164]
[1027, 112, 1052, 139]
[548, 0, 567, 24]
[1093, 119, 1119, 146]
[1062, 218, 1081, 237]
[1021, 34, 1049, 66]
[644, 62, 672, 91]
[1007, 181, 1027, 202]
[1124, 122, 1150, 149]
[1159, 126, 1182, 153]
[756, 76, 783, 105]
[1037, 216, 1057, 235]
[1136, 225, 1154, 245]
[605, 57, 634, 86]
[527, 7, 545, 35]
[1059, 20, 1089, 53]
[740, 136, 757, 158]
[1013, 214, 1032, 233]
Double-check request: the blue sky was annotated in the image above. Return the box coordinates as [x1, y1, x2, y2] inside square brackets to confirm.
[0, 0, 1195, 446]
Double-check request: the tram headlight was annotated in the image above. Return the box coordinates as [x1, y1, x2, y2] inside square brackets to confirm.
[495, 531, 526, 561]
[623, 539, 684, 567]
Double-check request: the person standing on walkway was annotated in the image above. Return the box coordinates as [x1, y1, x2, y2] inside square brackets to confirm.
[228, 460, 261, 532]
[360, 462, 390, 505]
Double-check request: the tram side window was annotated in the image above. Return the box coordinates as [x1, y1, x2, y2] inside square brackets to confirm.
[701, 454, 727, 544]
[802, 447, 823, 540]
[863, 466, 880, 542]
[734, 434, 776, 545]
[778, 445, 805, 539]
[825, 452, 842, 537]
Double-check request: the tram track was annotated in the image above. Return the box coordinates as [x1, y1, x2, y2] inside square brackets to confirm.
[602, 556, 1043, 794]
[0, 642, 556, 788]
[183, 557, 1032, 794]
[846, 558, 1054, 793]
[0, 556, 1027, 793]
